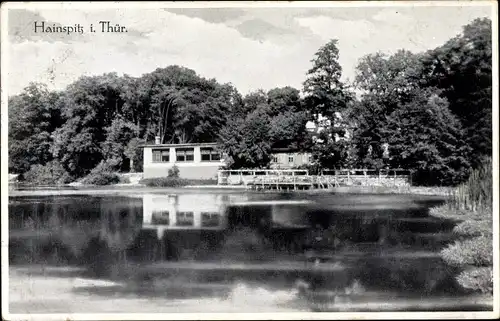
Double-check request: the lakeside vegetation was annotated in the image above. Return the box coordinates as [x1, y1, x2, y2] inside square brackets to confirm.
[429, 157, 493, 294]
[8, 18, 492, 189]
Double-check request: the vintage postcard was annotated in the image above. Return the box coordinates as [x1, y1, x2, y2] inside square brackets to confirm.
[1, 1, 498, 320]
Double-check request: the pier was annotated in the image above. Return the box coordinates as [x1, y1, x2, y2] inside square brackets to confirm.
[217, 169, 411, 190]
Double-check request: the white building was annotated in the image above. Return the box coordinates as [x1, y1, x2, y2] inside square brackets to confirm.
[142, 142, 225, 179]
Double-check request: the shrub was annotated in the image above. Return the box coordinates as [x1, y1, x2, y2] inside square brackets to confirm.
[168, 165, 180, 178]
[140, 177, 189, 187]
[80, 160, 120, 185]
[441, 236, 493, 267]
[81, 172, 120, 185]
[453, 220, 492, 238]
[22, 161, 73, 185]
[456, 267, 493, 294]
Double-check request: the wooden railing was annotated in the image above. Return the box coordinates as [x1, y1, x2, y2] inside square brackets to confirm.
[218, 168, 411, 188]
[217, 169, 308, 186]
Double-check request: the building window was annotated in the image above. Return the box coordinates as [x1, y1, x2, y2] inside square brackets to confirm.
[176, 148, 194, 162]
[151, 210, 170, 225]
[201, 147, 221, 162]
[201, 212, 220, 227]
[176, 212, 194, 226]
[152, 149, 169, 162]
[272, 155, 278, 163]
[288, 155, 294, 163]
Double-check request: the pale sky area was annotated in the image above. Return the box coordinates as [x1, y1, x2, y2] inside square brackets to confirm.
[5, 4, 495, 96]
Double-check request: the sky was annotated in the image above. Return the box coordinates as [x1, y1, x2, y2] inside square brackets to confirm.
[4, 3, 495, 97]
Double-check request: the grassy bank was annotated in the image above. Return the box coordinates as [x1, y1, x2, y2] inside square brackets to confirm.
[429, 157, 493, 295]
[139, 177, 218, 187]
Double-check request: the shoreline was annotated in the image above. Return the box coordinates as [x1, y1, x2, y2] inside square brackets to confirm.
[7, 183, 452, 198]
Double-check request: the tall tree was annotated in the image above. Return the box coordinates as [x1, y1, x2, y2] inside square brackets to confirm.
[352, 49, 472, 184]
[50, 73, 127, 177]
[218, 108, 273, 169]
[352, 50, 425, 169]
[141, 66, 237, 144]
[101, 116, 140, 171]
[355, 50, 423, 112]
[303, 39, 353, 119]
[267, 86, 303, 115]
[8, 83, 63, 174]
[269, 111, 310, 150]
[420, 18, 492, 165]
[385, 89, 471, 185]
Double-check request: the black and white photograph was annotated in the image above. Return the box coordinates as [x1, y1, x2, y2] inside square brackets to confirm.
[1, 1, 498, 319]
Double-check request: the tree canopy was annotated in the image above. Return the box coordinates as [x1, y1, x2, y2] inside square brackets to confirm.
[8, 18, 492, 187]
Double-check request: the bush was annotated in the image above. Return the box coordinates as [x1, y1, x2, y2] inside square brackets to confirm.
[456, 267, 493, 294]
[168, 165, 180, 178]
[140, 177, 189, 187]
[80, 160, 120, 185]
[81, 172, 120, 185]
[441, 236, 493, 267]
[453, 220, 492, 238]
[22, 161, 73, 185]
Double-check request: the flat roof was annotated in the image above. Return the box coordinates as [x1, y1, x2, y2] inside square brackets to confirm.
[140, 142, 218, 148]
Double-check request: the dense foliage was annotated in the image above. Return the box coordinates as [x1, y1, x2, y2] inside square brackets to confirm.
[8, 18, 492, 186]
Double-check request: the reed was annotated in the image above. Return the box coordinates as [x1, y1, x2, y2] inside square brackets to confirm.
[447, 157, 492, 212]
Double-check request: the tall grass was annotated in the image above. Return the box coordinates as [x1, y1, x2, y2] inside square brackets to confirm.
[447, 157, 492, 212]
[433, 156, 493, 294]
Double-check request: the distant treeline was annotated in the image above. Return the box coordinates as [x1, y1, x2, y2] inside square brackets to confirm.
[8, 18, 492, 186]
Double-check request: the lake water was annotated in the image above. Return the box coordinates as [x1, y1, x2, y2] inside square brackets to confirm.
[7, 190, 493, 313]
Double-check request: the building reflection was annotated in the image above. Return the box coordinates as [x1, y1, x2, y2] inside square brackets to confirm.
[137, 194, 318, 262]
[141, 194, 315, 237]
[142, 194, 230, 239]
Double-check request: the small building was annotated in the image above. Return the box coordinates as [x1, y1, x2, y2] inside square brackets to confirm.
[142, 142, 224, 179]
[142, 142, 313, 179]
[270, 148, 312, 169]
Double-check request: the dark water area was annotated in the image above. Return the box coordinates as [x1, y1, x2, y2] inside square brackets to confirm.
[8, 191, 492, 312]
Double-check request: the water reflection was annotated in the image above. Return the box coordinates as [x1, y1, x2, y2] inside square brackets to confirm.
[8, 192, 492, 312]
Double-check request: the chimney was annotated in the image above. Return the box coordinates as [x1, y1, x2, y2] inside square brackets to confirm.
[155, 136, 161, 145]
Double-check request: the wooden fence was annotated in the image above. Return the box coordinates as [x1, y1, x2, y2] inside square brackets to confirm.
[217, 169, 411, 189]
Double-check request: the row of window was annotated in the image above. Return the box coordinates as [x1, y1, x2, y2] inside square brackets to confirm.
[151, 211, 221, 227]
[271, 155, 314, 164]
[153, 148, 313, 164]
[152, 147, 221, 163]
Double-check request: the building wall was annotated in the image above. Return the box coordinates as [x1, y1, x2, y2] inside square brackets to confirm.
[270, 152, 311, 169]
[144, 164, 222, 180]
[143, 143, 313, 178]
[143, 144, 225, 179]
